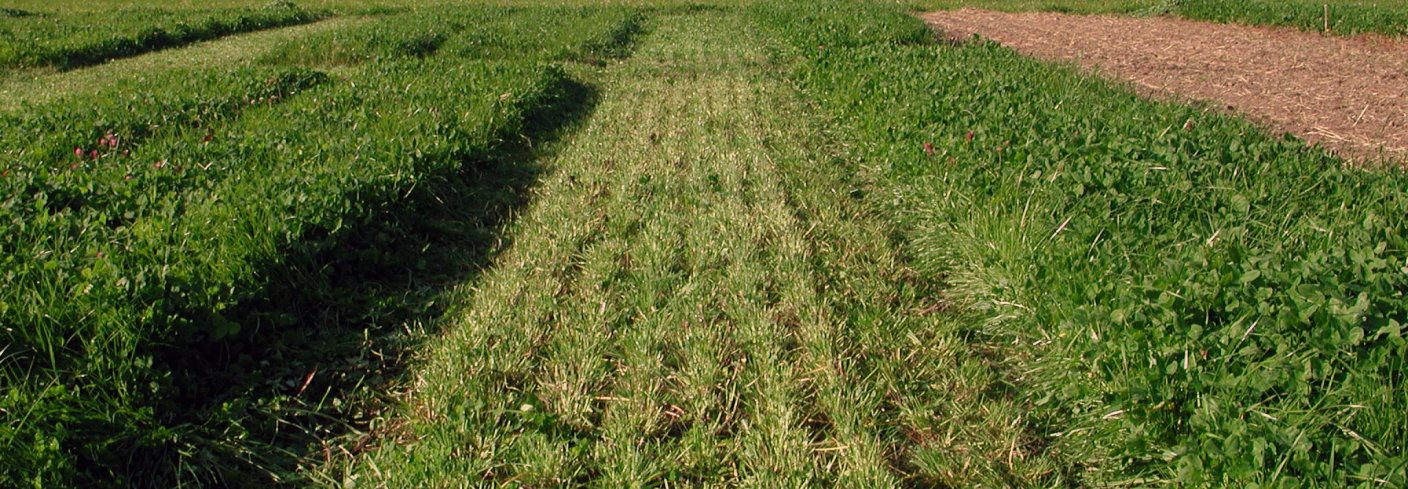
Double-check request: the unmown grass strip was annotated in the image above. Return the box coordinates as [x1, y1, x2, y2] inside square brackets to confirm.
[770, 105, 1062, 487]
[258, 5, 642, 68]
[0, 68, 325, 171]
[0, 16, 365, 111]
[910, 0, 1160, 14]
[1177, 0, 1408, 36]
[0, 7, 617, 482]
[757, 0, 1408, 485]
[0, 66, 334, 488]
[256, 8, 460, 67]
[438, 5, 643, 64]
[914, 0, 1408, 35]
[750, 10, 1067, 483]
[0, 3, 322, 70]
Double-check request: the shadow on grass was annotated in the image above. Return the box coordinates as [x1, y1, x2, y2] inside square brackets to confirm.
[127, 76, 601, 487]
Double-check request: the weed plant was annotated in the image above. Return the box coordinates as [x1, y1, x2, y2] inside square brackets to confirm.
[755, 0, 1408, 485]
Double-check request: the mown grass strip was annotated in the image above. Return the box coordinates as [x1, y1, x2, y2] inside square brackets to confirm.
[755, 0, 1408, 485]
[351, 12, 827, 487]
[349, 9, 1049, 486]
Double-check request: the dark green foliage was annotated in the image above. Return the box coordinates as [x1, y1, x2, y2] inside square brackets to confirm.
[0, 7, 35, 18]
[755, 0, 1408, 485]
[0, 67, 329, 487]
[0, 2, 321, 70]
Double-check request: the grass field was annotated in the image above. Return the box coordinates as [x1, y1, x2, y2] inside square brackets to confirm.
[2, 0, 1406, 487]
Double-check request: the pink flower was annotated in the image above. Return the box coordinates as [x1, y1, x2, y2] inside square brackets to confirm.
[89, 150, 99, 160]
[923, 141, 935, 156]
[965, 131, 974, 142]
[75, 147, 84, 158]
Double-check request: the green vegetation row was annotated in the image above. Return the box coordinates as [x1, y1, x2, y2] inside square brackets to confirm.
[258, 5, 642, 67]
[0, 1, 320, 70]
[0, 5, 639, 486]
[1177, 0, 1408, 36]
[754, 1, 1407, 486]
[1, 66, 330, 486]
[914, 0, 1408, 36]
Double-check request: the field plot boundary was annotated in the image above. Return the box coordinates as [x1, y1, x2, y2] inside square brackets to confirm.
[922, 8, 1408, 164]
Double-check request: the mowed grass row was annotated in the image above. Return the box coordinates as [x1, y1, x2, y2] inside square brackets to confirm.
[0, 2, 322, 70]
[344, 10, 1049, 487]
[913, 0, 1408, 36]
[0, 6, 640, 487]
[755, 0, 1407, 486]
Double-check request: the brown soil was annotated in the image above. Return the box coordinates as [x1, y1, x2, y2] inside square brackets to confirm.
[920, 9, 1408, 164]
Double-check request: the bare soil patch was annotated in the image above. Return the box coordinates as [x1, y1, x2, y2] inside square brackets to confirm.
[921, 9, 1408, 164]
